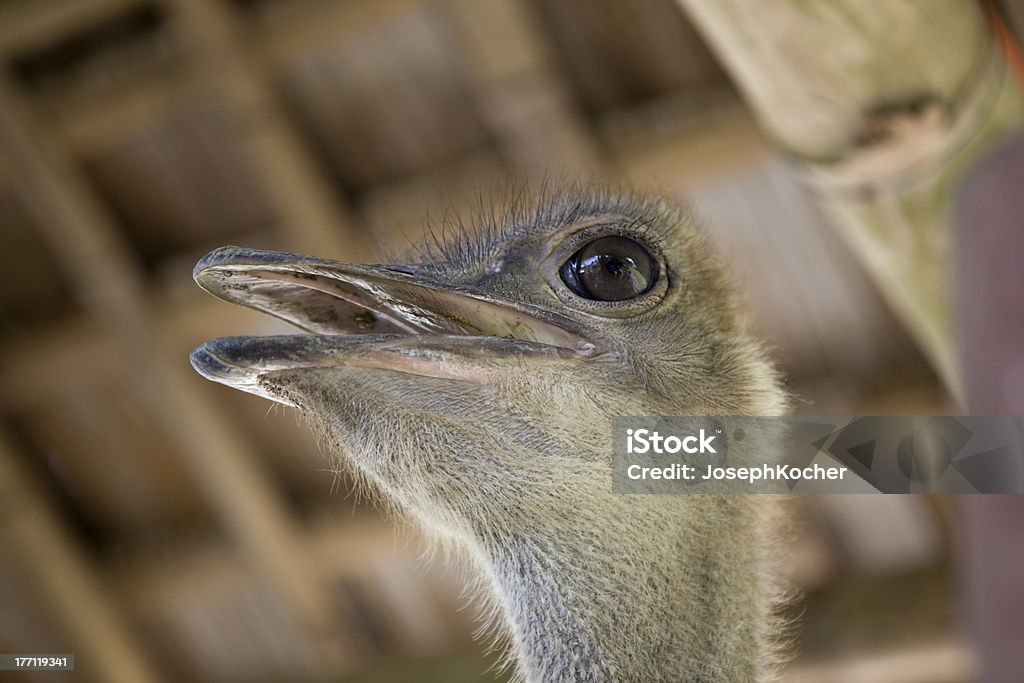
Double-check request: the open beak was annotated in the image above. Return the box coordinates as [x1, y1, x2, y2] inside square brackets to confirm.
[189, 247, 600, 405]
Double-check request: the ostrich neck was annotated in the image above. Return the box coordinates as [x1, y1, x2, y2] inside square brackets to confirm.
[483, 499, 774, 682]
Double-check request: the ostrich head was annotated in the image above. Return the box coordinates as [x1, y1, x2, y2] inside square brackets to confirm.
[191, 190, 788, 682]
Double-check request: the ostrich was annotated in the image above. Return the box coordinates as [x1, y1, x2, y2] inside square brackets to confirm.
[190, 189, 789, 682]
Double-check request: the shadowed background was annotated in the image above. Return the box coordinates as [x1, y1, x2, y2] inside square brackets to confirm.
[0, 1, 1022, 681]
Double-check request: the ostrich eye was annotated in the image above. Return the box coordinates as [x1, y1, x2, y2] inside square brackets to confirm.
[559, 236, 658, 302]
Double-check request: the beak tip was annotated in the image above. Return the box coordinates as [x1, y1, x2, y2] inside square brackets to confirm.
[189, 338, 301, 407]
[193, 246, 313, 285]
[194, 245, 241, 282]
[189, 341, 226, 381]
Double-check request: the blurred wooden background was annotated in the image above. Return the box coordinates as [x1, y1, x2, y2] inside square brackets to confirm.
[1, 1, 1021, 681]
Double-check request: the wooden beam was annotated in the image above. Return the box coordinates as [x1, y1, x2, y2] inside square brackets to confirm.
[0, 295, 271, 407]
[954, 133, 1024, 682]
[255, 0, 425, 69]
[782, 638, 976, 683]
[674, 0, 1024, 401]
[443, 0, 603, 177]
[0, 77, 346, 667]
[169, 0, 362, 260]
[108, 517, 460, 676]
[0, 430, 163, 683]
[0, 315, 112, 407]
[52, 64, 207, 156]
[35, 0, 419, 159]
[0, 0, 146, 59]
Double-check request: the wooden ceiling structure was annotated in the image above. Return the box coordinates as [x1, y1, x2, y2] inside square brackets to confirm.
[2, 0, 1018, 681]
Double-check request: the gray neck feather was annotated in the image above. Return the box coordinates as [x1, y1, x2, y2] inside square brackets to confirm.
[476, 496, 780, 682]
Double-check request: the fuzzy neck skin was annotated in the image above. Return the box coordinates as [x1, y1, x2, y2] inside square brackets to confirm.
[473, 495, 781, 682]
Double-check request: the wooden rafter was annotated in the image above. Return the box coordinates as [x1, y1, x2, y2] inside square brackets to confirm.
[673, 0, 1024, 400]
[0, 430, 163, 683]
[0, 76, 346, 668]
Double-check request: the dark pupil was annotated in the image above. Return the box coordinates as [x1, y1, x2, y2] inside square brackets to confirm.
[560, 236, 656, 301]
